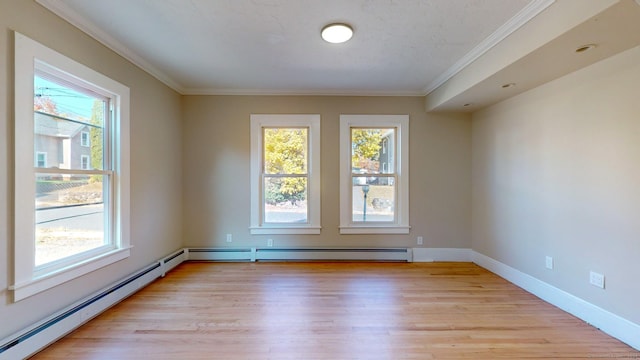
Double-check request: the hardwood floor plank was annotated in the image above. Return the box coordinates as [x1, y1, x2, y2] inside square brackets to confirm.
[30, 262, 638, 359]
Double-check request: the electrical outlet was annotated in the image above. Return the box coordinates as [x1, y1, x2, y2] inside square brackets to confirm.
[545, 256, 553, 270]
[226, 233, 232, 243]
[417, 236, 423, 245]
[590, 271, 605, 289]
[267, 238, 273, 247]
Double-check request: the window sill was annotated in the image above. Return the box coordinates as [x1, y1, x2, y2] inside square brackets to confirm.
[339, 225, 411, 235]
[250, 226, 321, 235]
[10, 247, 131, 301]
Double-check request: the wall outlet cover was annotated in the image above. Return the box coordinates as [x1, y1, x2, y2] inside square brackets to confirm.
[590, 271, 605, 289]
[545, 256, 553, 270]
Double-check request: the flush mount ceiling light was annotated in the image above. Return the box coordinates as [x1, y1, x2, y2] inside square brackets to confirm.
[321, 23, 353, 44]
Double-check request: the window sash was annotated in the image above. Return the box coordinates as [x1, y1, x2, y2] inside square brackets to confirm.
[351, 173, 397, 224]
[250, 114, 321, 235]
[81, 132, 90, 147]
[339, 115, 409, 234]
[34, 172, 112, 271]
[12, 32, 130, 301]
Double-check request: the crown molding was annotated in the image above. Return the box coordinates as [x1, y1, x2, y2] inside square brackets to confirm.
[37, 0, 555, 98]
[423, 0, 555, 95]
[36, 0, 186, 94]
[181, 87, 425, 97]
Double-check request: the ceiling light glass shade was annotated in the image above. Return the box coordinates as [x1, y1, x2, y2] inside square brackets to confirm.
[321, 23, 353, 44]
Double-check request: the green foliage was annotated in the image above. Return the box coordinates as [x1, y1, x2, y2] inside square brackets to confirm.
[351, 129, 383, 169]
[264, 128, 307, 204]
[265, 178, 306, 205]
[89, 100, 104, 183]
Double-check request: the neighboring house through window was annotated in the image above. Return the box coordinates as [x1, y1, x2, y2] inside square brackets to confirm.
[339, 115, 410, 234]
[12, 32, 130, 301]
[250, 114, 321, 234]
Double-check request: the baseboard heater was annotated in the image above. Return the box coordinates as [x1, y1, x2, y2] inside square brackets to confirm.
[187, 247, 412, 262]
[0, 249, 186, 360]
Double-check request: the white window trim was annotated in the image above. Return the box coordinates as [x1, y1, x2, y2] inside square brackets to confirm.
[250, 114, 321, 235]
[36, 151, 47, 168]
[12, 32, 130, 301]
[81, 154, 90, 170]
[339, 114, 410, 234]
[81, 131, 90, 147]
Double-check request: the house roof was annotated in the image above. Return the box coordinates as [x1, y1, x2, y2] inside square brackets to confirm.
[35, 112, 88, 138]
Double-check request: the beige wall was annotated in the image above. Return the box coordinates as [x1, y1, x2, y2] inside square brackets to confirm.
[0, 0, 183, 339]
[182, 96, 471, 249]
[472, 45, 640, 324]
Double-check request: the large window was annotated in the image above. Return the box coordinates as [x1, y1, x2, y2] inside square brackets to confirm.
[12, 32, 130, 301]
[250, 114, 321, 234]
[339, 115, 409, 234]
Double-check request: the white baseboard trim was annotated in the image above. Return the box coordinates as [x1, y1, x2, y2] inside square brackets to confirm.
[472, 251, 640, 351]
[411, 247, 472, 262]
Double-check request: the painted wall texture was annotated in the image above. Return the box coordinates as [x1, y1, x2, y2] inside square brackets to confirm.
[472, 45, 640, 324]
[1, 0, 183, 339]
[181, 95, 472, 249]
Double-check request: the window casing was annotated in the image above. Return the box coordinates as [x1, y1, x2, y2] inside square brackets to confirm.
[339, 115, 410, 234]
[12, 32, 130, 301]
[250, 114, 321, 235]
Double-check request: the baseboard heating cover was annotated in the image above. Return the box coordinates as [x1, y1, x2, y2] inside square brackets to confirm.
[187, 248, 256, 261]
[187, 247, 412, 262]
[0, 248, 186, 360]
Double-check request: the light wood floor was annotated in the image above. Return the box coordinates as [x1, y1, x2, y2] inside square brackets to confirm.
[31, 262, 638, 359]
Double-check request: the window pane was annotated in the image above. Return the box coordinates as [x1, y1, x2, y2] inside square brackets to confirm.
[35, 173, 107, 266]
[264, 128, 307, 175]
[264, 176, 308, 223]
[352, 176, 395, 222]
[351, 128, 395, 175]
[34, 75, 105, 171]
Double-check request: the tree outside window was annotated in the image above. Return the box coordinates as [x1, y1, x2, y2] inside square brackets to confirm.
[250, 114, 321, 235]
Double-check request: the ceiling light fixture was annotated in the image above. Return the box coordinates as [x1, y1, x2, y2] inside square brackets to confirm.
[321, 23, 353, 44]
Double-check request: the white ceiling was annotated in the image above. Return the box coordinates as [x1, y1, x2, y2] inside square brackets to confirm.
[36, 0, 541, 96]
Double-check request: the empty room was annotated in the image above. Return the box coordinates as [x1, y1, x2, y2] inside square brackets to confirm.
[1, 0, 639, 359]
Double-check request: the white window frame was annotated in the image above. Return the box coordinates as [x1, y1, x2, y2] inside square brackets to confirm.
[12, 32, 130, 301]
[80, 154, 90, 170]
[250, 114, 321, 235]
[80, 131, 90, 147]
[35, 151, 47, 168]
[339, 115, 410, 234]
